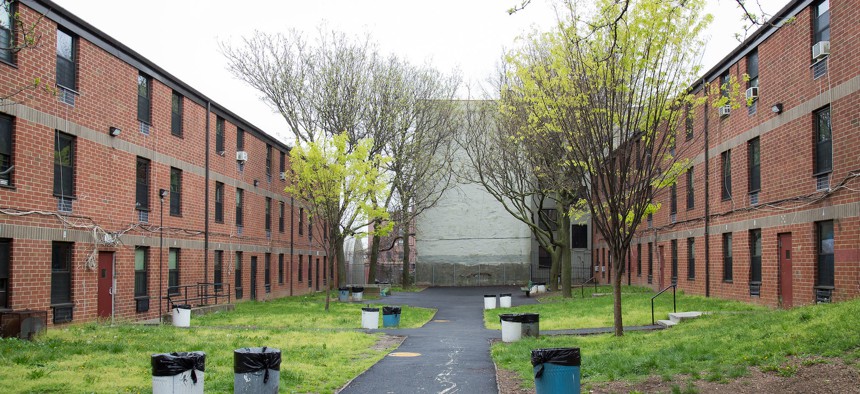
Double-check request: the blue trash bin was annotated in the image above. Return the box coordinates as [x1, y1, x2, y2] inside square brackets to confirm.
[382, 306, 401, 327]
[531, 347, 581, 394]
[338, 287, 349, 302]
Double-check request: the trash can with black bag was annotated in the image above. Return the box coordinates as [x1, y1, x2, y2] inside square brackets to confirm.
[151, 351, 205, 394]
[531, 347, 580, 394]
[234, 347, 281, 393]
[352, 286, 365, 301]
[499, 313, 524, 343]
[520, 313, 540, 338]
[382, 305, 401, 327]
[338, 287, 350, 302]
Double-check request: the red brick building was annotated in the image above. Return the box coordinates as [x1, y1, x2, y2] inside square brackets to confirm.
[593, 0, 859, 307]
[0, 0, 327, 325]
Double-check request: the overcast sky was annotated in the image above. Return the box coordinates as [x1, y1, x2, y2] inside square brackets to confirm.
[51, 0, 788, 145]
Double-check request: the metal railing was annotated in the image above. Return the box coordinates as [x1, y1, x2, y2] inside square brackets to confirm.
[651, 284, 677, 325]
[572, 276, 599, 298]
[165, 282, 232, 310]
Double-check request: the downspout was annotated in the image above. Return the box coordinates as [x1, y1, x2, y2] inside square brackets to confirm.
[290, 196, 294, 296]
[204, 102, 211, 290]
[703, 81, 711, 298]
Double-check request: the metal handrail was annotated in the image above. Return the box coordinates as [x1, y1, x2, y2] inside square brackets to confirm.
[650, 284, 677, 325]
[573, 276, 599, 298]
[165, 282, 232, 310]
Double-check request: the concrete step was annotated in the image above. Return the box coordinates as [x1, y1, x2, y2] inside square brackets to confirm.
[668, 311, 703, 324]
[656, 319, 677, 328]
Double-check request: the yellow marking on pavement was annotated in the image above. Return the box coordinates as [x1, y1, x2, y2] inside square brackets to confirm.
[433, 319, 450, 323]
[389, 352, 421, 357]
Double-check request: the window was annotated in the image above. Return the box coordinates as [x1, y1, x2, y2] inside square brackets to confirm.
[721, 150, 732, 200]
[56, 29, 77, 89]
[750, 229, 762, 285]
[235, 252, 243, 299]
[280, 151, 286, 174]
[0, 114, 13, 186]
[748, 138, 761, 193]
[237, 128, 244, 151]
[168, 248, 180, 295]
[214, 250, 223, 292]
[235, 188, 243, 226]
[538, 245, 552, 268]
[816, 220, 834, 287]
[308, 257, 313, 288]
[671, 239, 678, 284]
[214, 182, 224, 223]
[813, 0, 830, 44]
[279, 201, 285, 233]
[136, 157, 150, 211]
[278, 254, 284, 284]
[169, 167, 181, 216]
[0, 1, 13, 63]
[670, 184, 677, 215]
[171, 91, 183, 137]
[298, 208, 304, 235]
[266, 144, 272, 180]
[636, 244, 642, 277]
[264, 253, 271, 293]
[298, 254, 303, 282]
[685, 104, 693, 141]
[308, 217, 313, 241]
[54, 131, 75, 198]
[647, 242, 653, 283]
[134, 247, 148, 297]
[137, 73, 151, 124]
[215, 116, 225, 154]
[686, 167, 694, 210]
[0, 238, 11, 309]
[571, 224, 587, 248]
[814, 107, 832, 175]
[687, 238, 695, 280]
[723, 233, 733, 282]
[51, 241, 73, 304]
[720, 72, 730, 98]
[265, 197, 272, 231]
[747, 50, 759, 91]
[539, 209, 558, 231]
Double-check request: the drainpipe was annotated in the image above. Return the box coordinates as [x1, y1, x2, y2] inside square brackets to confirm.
[703, 81, 711, 298]
[204, 102, 211, 291]
[290, 196, 294, 296]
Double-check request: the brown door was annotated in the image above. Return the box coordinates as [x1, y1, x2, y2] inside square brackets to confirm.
[97, 252, 114, 318]
[778, 233, 793, 308]
[658, 245, 665, 289]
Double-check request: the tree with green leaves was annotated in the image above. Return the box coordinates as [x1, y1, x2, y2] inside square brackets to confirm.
[505, 0, 710, 335]
[286, 132, 391, 310]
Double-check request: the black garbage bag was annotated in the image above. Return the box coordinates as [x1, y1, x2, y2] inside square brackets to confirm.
[362, 307, 379, 312]
[338, 287, 349, 291]
[382, 306, 401, 315]
[173, 304, 191, 310]
[531, 348, 580, 378]
[520, 313, 539, 323]
[499, 313, 525, 323]
[151, 351, 206, 383]
[234, 347, 282, 384]
[500, 293, 512, 297]
[352, 287, 365, 293]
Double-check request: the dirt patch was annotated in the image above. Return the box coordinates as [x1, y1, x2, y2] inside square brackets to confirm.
[372, 334, 406, 351]
[496, 357, 860, 393]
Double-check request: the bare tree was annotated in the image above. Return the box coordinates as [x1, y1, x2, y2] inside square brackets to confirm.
[1, 0, 48, 104]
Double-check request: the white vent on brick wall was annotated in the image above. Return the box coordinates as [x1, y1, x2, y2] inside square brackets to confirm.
[236, 151, 248, 163]
[745, 87, 758, 101]
[280, 172, 287, 181]
[718, 105, 731, 117]
[812, 41, 830, 61]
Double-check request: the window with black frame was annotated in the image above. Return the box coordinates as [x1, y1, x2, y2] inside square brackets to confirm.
[168, 248, 180, 295]
[721, 150, 732, 200]
[816, 221, 834, 288]
[723, 233, 733, 282]
[170, 167, 181, 216]
[51, 242, 73, 305]
[749, 229, 762, 295]
[54, 131, 75, 198]
[0, 238, 11, 309]
[214, 250, 223, 292]
[671, 239, 678, 284]
[134, 246, 148, 298]
[0, 114, 13, 187]
[234, 251, 243, 299]
[56, 29, 77, 90]
[235, 188, 243, 227]
[814, 107, 832, 175]
[171, 91, 183, 137]
[137, 73, 151, 124]
[136, 157, 150, 211]
[214, 182, 224, 223]
[687, 238, 695, 280]
[748, 138, 761, 194]
[0, 1, 14, 63]
[215, 117, 225, 153]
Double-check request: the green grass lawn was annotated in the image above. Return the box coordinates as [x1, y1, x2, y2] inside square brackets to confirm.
[492, 295, 860, 390]
[0, 294, 436, 393]
[484, 286, 765, 330]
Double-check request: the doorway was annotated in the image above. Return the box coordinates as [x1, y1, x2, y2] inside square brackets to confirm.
[97, 252, 114, 319]
[778, 233, 793, 308]
[250, 256, 258, 301]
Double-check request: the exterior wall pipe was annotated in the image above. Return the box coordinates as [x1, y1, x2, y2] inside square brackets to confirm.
[204, 102, 211, 287]
[703, 80, 711, 298]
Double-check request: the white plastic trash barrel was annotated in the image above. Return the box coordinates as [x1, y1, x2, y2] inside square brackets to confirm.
[484, 294, 497, 310]
[172, 304, 191, 328]
[537, 283, 547, 293]
[361, 307, 379, 329]
[500, 314, 523, 343]
[151, 351, 205, 394]
[352, 287, 365, 302]
[531, 285, 539, 294]
[234, 347, 281, 394]
[500, 293, 512, 308]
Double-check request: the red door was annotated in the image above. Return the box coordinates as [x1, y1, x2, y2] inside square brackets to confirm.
[778, 233, 793, 308]
[97, 252, 114, 318]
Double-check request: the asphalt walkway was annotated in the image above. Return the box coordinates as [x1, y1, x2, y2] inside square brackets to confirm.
[339, 286, 533, 394]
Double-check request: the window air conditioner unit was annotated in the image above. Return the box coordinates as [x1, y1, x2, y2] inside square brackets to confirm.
[279, 172, 287, 181]
[236, 151, 248, 163]
[812, 41, 830, 61]
[718, 105, 731, 117]
[0, 310, 47, 340]
[745, 87, 758, 101]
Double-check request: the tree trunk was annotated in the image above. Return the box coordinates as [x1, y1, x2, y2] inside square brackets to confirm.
[325, 242, 336, 312]
[401, 233, 412, 288]
[368, 233, 381, 284]
[559, 214, 572, 298]
[612, 248, 626, 336]
[548, 249, 560, 292]
[335, 235, 347, 284]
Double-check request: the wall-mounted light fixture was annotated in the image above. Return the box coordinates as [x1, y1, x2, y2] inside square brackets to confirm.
[771, 103, 783, 114]
[159, 188, 169, 199]
[253, 180, 259, 187]
[109, 126, 121, 137]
